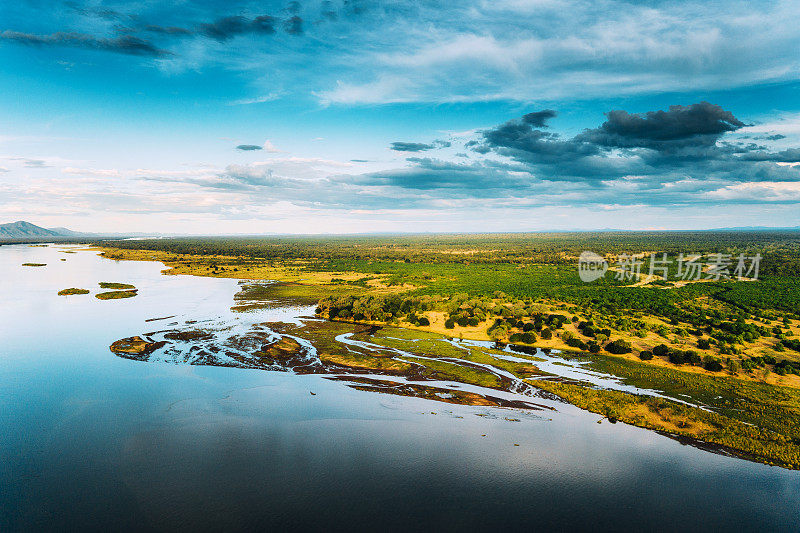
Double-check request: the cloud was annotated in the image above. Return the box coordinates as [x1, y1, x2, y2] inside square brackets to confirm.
[390, 140, 451, 152]
[144, 25, 193, 36]
[262, 140, 282, 153]
[576, 102, 747, 150]
[198, 15, 277, 42]
[236, 140, 283, 152]
[390, 142, 435, 152]
[283, 16, 304, 35]
[16, 158, 52, 168]
[0, 30, 170, 57]
[314, 1, 800, 105]
[62, 167, 121, 177]
[522, 110, 556, 128]
[228, 93, 282, 106]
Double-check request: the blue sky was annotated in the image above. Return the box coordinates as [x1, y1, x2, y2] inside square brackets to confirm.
[2, 0, 800, 233]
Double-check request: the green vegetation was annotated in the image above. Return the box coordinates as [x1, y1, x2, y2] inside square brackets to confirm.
[530, 379, 800, 468]
[99, 282, 136, 289]
[95, 290, 138, 300]
[58, 288, 89, 296]
[96, 231, 800, 468]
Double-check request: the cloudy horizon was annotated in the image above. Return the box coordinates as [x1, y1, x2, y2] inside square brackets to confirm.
[2, 0, 800, 234]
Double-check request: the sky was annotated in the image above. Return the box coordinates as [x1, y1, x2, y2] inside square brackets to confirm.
[2, 0, 800, 234]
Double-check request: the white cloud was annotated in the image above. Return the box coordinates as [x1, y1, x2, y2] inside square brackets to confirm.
[707, 181, 800, 202]
[62, 167, 120, 177]
[262, 140, 283, 153]
[227, 92, 282, 106]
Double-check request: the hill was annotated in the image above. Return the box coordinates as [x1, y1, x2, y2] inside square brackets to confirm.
[0, 221, 79, 239]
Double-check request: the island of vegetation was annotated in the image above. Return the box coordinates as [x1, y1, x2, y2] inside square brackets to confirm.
[96, 232, 800, 468]
[96, 290, 138, 300]
[58, 288, 90, 296]
[94, 281, 138, 299]
[110, 336, 167, 357]
[98, 282, 136, 289]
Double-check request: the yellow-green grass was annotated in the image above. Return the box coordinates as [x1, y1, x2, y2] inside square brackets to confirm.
[99, 282, 136, 290]
[96, 290, 138, 300]
[58, 288, 89, 296]
[528, 378, 800, 469]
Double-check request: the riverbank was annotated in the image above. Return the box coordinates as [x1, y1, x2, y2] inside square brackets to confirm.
[96, 244, 800, 468]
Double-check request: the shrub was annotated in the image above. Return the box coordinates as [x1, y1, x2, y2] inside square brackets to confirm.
[605, 339, 632, 354]
[639, 350, 653, 360]
[653, 344, 670, 356]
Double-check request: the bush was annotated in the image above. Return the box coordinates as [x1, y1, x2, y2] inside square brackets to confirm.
[605, 339, 632, 354]
[444, 318, 455, 329]
[566, 337, 588, 350]
[653, 344, 670, 356]
[418, 317, 430, 326]
[639, 350, 653, 360]
[697, 338, 711, 350]
[540, 328, 553, 340]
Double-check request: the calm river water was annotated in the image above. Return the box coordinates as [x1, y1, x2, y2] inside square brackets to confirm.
[1, 244, 799, 532]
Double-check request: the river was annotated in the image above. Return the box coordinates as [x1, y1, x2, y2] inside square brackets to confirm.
[1, 244, 799, 531]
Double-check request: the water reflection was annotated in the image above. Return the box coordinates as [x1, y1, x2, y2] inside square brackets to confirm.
[1, 244, 799, 532]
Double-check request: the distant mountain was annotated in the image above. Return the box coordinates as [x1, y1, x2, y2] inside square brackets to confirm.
[47, 226, 85, 237]
[0, 221, 66, 239]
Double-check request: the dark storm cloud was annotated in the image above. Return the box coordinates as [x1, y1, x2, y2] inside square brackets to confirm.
[144, 25, 193, 36]
[65, 3, 129, 21]
[477, 102, 752, 165]
[738, 148, 800, 163]
[461, 102, 800, 192]
[576, 102, 747, 150]
[321, 0, 338, 20]
[236, 144, 263, 151]
[0, 30, 169, 57]
[199, 15, 278, 41]
[390, 142, 435, 152]
[390, 140, 450, 152]
[340, 157, 534, 193]
[480, 117, 600, 165]
[283, 16, 304, 35]
[522, 109, 556, 127]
